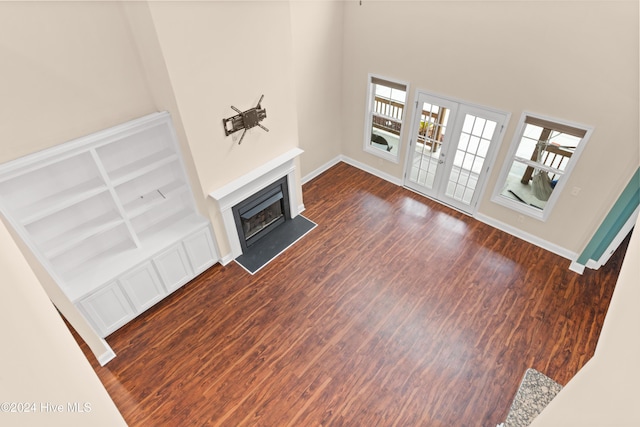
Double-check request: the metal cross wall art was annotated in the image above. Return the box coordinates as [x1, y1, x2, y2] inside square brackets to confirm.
[222, 95, 269, 144]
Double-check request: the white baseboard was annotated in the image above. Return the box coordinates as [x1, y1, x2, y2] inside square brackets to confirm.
[339, 155, 404, 186]
[219, 254, 234, 266]
[302, 156, 342, 184]
[97, 340, 116, 366]
[301, 155, 403, 188]
[475, 212, 578, 263]
[585, 259, 600, 270]
[569, 261, 586, 274]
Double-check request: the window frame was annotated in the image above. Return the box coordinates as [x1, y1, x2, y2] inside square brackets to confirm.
[491, 111, 594, 221]
[363, 73, 410, 163]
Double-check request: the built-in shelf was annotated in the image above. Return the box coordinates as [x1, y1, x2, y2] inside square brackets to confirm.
[61, 239, 140, 300]
[124, 180, 187, 218]
[41, 213, 125, 259]
[51, 222, 137, 281]
[107, 149, 178, 186]
[0, 112, 219, 339]
[19, 179, 108, 225]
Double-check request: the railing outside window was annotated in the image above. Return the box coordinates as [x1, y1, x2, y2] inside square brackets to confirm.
[364, 74, 409, 162]
[372, 96, 403, 135]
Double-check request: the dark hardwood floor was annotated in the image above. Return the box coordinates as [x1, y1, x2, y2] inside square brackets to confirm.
[74, 162, 628, 426]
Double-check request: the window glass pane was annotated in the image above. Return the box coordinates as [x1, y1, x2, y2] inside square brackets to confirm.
[366, 76, 407, 160]
[496, 113, 590, 218]
[523, 124, 543, 139]
[375, 85, 391, 99]
[549, 132, 581, 149]
[391, 88, 406, 103]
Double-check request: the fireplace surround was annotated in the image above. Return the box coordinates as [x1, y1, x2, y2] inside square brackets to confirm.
[209, 148, 304, 264]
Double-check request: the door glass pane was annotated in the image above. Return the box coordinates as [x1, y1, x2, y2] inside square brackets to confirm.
[482, 121, 497, 139]
[445, 114, 498, 206]
[467, 136, 480, 156]
[408, 102, 450, 190]
[478, 139, 490, 157]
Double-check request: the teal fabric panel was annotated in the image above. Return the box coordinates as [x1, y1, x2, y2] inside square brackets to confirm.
[577, 168, 640, 265]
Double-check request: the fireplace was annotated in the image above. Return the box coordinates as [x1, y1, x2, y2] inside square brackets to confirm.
[208, 148, 314, 273]
[232, 176, 290, 252]
[208, 148, 304, 263]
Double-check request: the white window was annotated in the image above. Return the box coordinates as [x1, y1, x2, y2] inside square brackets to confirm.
[363, 74, 409, 163]
[492, 112, 592, 220]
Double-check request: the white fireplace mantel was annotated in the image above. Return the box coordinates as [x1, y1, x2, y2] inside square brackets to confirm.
[209, 148, 304, 262]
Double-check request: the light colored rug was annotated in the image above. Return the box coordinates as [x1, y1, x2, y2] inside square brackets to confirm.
[500, 368, 563, 427]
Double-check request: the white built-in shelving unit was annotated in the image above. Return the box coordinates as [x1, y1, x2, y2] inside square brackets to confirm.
[0, 112, 218, 337]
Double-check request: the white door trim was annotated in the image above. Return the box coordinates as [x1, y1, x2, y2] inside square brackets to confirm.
[403, 90, 511, 216]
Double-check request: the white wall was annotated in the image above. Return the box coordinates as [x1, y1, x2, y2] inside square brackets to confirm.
[141, 1, 302, 256]
[341, 0, 639, 257]
[0, 220, 126, 426]
[0, 1, 156, 163]
[290, 1, 345, 181]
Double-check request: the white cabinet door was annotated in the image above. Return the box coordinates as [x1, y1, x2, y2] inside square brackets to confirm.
[78, 282, 135, 337]
[183, 227, 217, 275]
[119, 262, 166, 312]
[154, 243, 193, 293]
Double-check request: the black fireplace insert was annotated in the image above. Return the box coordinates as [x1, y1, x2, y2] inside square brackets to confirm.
[232, 176, 291, 252]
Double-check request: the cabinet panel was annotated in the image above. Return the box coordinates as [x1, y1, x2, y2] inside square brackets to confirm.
[119, 262, 166, 312]
[154, 243, 193, 293]
[183, 227, 217, 275]
[79, 282, 135, 337]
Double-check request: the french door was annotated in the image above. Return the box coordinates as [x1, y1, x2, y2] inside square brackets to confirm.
[404, 92, 507, 214]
